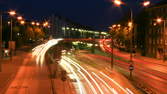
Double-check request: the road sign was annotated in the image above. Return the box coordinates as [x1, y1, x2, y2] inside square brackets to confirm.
[129, 64, 134, 71]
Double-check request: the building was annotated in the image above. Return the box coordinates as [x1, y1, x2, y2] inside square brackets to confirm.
[136, 0, 167, 60]
[48, 14, 107, 39]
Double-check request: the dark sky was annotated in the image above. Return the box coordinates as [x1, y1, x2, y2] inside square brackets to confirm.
[0, 0, 161, 30]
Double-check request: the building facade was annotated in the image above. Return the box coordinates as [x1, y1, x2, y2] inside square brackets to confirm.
[137, 0, 167, 60]
[48, 15, 108, 39]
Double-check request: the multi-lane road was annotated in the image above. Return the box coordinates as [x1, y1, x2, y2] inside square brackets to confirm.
[60, 56, 140, 94]
[99, 39, 167, 94]
[2, 39, 141, 94]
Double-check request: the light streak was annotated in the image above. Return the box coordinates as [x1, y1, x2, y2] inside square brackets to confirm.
[63, 58, 97, 94]
[60, 59, 85, 94]
[100, 72, 130, 94]
[63, 56, 104, 94]
[92, 72, 118, 94]
[126, 88, 134, 94]
[32, 39, 63, 66]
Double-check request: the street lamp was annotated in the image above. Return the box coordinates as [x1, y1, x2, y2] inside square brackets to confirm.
[8, 11, 16, 16]
[36, 22, 40, 26]
[156, 17, 166, 62]
[20, 20, 25, 25]
[109, 24, 121, 70]
[31, 21, 35, 25]
[43, 21, 49, 27]
[112, 0, 151, 78]
[8, 10, 16, 41]
[113, 0, 123, 6]
[156, 18, 163, 23]
[143, 1, 151, 7]
[17, 16, 23, 21]
[8, 10, 17, 59]
[0, 12, 2, 72]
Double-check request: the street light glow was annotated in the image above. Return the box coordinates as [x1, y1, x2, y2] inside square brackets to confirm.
[17, 16, 23, 20]
[156, 18, 163, 23]
[112, 24, 117, 28]
[20, 20, 25, 25]
[31, 21, 35, 25]
[113, 0, 123, 6]
[7, 21, 11, 25]
[117, 24, 121, 27]
[143, 1, 150, 7]
[36, 22, 40, 26]
[8, 10, 16, 16]
[43, 21, 49, 27]
[128, 22, 133, 27]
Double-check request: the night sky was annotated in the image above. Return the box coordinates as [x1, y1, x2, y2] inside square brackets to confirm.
[0, 0, 161, 30]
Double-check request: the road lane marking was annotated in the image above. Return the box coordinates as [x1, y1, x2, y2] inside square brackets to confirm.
[92, 72, 118, 94]
[63, 56, 104, 94]
[126, 88, 134, 94]
[60, 59, 85, 94]
[100, 72, 131, 94]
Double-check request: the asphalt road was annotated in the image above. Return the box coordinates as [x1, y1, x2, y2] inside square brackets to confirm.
[61, 56, 140, 94]
[4, 53, 53, 94]
[99, 39, 167, 94]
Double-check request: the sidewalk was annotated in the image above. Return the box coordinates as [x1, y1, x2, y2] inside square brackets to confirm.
[46, 53, 76, 94]
[114, 48, 167, 65]
[0, 46, 32, 94]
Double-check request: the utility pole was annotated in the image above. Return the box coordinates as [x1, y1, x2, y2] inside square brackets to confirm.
[111, 36, 114, 70]
[129, 8, 134, 78]
[0, 12, 2, 72]
[163, 20, 166, 62]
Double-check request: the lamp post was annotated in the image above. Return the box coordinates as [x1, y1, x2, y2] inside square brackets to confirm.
[8, 10, 16, 58]
[112, 0, 150, 78]
[0, 12, 2, 72]
[109, 24, 121, 70]
[156, 18, 166, 62]
[109, 25, 115, 70]
[8, 11, 16, 41]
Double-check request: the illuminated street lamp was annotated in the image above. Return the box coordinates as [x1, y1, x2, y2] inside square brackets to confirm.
[8, 10, 17, 41]
[156, 18, 163, 23]
[31, 21, 35, 25]
[113, 0, 123, 6]
[117, 24, 121, 27]
[8, 10, 16, 16]
[36, 22, 40, 26]
[20, 20, 25, 25]
[143, 1, 151, 7]
[8, 10, 17, 59]
[155, 17, 166, 62]
[17, 16, 23, 20]
[112, 0, 151, 77]
[43, 21, 49, 27]
[128, 22, 133, 27]
[109, 24, 121, 70]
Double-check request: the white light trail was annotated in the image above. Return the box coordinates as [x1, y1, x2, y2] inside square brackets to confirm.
[100, 72, 131, 94]
[92, 72, 118, 94]
[126, 88, 134, 94]
[63, 56, 104, 94]
[60, 59, 85, 94]
[63, 58, 97, 94]
[32, 39, 63, 66]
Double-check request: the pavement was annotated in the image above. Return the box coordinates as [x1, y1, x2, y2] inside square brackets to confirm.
[0, 44, 77, 94]
[0, 47, 31, 94]
[65, 54, 141, 94]
[99, 39, 167, 94]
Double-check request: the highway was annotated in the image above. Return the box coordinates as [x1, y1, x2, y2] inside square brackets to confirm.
[60, 55, 140, 94]
[4, 53, 53, 94]
[98, 39, 167, 93]
[3, 39, 141, 94]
